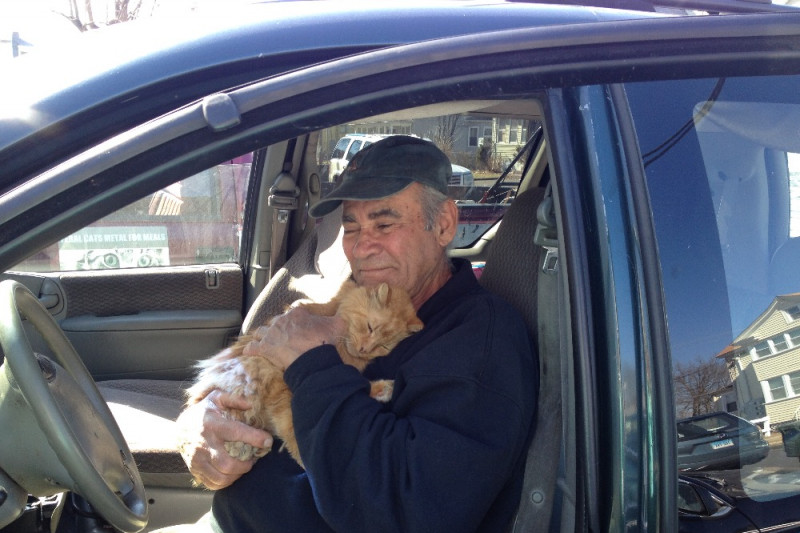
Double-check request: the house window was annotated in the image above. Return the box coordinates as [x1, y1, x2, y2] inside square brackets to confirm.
[767, 376, 788, 401]
[790, 328, 800, 347]
[787, 305, 800, 321]
[753, 340, 773, 359]
[790, 371, 800, 397]
[483, 127, 492, 140]
[774, 335, 790, 353]
[469, 127, 479, 147]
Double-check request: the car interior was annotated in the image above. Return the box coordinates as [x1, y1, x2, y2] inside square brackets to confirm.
[1, 94, 569, 532]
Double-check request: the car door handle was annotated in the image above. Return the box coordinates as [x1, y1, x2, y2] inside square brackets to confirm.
[38, 278, 63, 312]
[38, 294, 60, 309]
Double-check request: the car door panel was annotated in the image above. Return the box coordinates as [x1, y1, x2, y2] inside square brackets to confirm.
[6, 265, 243, 381]
[61, 309, 241, 381]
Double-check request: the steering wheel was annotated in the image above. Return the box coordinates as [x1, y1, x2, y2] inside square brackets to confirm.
[0, 280, 148, 532]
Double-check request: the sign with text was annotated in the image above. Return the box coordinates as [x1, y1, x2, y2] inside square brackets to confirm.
[58, 226, 169, 270]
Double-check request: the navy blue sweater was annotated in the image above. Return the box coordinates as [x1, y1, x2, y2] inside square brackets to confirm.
[211, 259, 538, 532]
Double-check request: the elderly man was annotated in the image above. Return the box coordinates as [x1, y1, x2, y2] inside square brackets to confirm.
[177, 135, 537, 532]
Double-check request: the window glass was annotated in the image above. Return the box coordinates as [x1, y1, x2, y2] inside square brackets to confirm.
[790, 153, 800, 238]
[628, 74, 800, 507]
[330, 137, 349, 160]
[768, 377, 788, 401]
[774, 335, 790, 353]
[789, 371, 800, 397]
[12, 156, 252, 272]
[754, 341, 772, 359]
[469, 127, 478, 147]
[678, 482, 706, 514]
[316, 109, 541, 249]
[345, 140, 363, 160]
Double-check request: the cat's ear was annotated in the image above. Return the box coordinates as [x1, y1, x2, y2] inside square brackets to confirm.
[377, 283, 390, 304]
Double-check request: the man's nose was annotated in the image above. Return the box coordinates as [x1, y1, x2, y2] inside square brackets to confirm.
[350, 229, 379, 257]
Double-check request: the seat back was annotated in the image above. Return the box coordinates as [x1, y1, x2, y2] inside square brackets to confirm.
[242, 206, 350, 333]
[479, 187, 563, 533]
[479, 188, 544, 343]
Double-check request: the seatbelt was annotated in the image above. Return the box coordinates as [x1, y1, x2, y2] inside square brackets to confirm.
[267, 141, 300, 277]
[513, 183, 564, 533]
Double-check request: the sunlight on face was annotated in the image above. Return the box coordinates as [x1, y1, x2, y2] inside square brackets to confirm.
[341, 184, 456, 308]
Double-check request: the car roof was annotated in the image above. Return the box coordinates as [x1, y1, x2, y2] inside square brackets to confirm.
[0, 0, 660, 188]
[341, 134, 391, 142]
[676, 411, 743, 424]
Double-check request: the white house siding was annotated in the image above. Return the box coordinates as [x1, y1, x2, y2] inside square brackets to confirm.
[735, 363, 768, 419]
[754, 309, 799, 338]
[766, 396, 800, 424]
[754, 349, 800, 380]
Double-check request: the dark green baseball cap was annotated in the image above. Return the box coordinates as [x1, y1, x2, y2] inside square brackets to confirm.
[309, 135, 450, 218]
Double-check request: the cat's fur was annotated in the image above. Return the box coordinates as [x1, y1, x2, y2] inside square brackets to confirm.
[185, 281, 423, 469]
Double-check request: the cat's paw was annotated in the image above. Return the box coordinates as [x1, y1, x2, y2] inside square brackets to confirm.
[369, 379, 394, 403]
[225, 441, 268, 461]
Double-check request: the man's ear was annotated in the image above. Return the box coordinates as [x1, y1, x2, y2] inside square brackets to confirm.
[436, 199, 459, 247]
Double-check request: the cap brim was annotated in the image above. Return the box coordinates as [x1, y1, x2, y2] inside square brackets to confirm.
[309, 177, 413, 218]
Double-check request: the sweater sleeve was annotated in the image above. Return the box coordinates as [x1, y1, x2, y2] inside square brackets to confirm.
[283, 297, 537, 533]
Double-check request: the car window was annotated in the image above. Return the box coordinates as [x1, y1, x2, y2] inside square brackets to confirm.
[12, 155, 253, 272]
[628, 74, 800, 505]
[315, 113, 540, 248]
[345, 140, 363, 161]
[330, 137, 349, 160]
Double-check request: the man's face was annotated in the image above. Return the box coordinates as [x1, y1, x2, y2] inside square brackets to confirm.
[341, 183, 456, 309]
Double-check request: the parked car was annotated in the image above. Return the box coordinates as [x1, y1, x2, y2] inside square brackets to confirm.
[328, 133, 475, 186]
[450, 163, 475, 187]
[677, 412, 770, 472]
[1, 1, 800, 532]
[328, 134, 387, 181]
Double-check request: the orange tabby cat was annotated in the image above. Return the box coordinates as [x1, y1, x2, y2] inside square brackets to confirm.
[185, 281, 423, 470]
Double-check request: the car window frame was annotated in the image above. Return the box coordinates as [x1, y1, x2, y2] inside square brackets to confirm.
[4, 13, 798, 270]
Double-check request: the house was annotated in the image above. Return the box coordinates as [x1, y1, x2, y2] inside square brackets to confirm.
[717, 294, 800, 426]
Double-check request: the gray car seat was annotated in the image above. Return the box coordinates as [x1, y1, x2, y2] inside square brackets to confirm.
[479, 186, 564, 533]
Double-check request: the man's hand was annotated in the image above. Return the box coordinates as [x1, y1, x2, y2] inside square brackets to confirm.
[243, 307, 345, 370]
[176, 390, 273, 490]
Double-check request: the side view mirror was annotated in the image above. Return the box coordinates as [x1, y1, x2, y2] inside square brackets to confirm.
[678, 476, 734, 519]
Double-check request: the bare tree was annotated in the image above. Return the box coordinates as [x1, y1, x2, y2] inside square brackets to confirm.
[83, 0, 98, 29]
[431, 115, 459, 159]
[58, 0, 146, 30]
[113, 0, 144, 23]
[673, 357, 731, 418]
